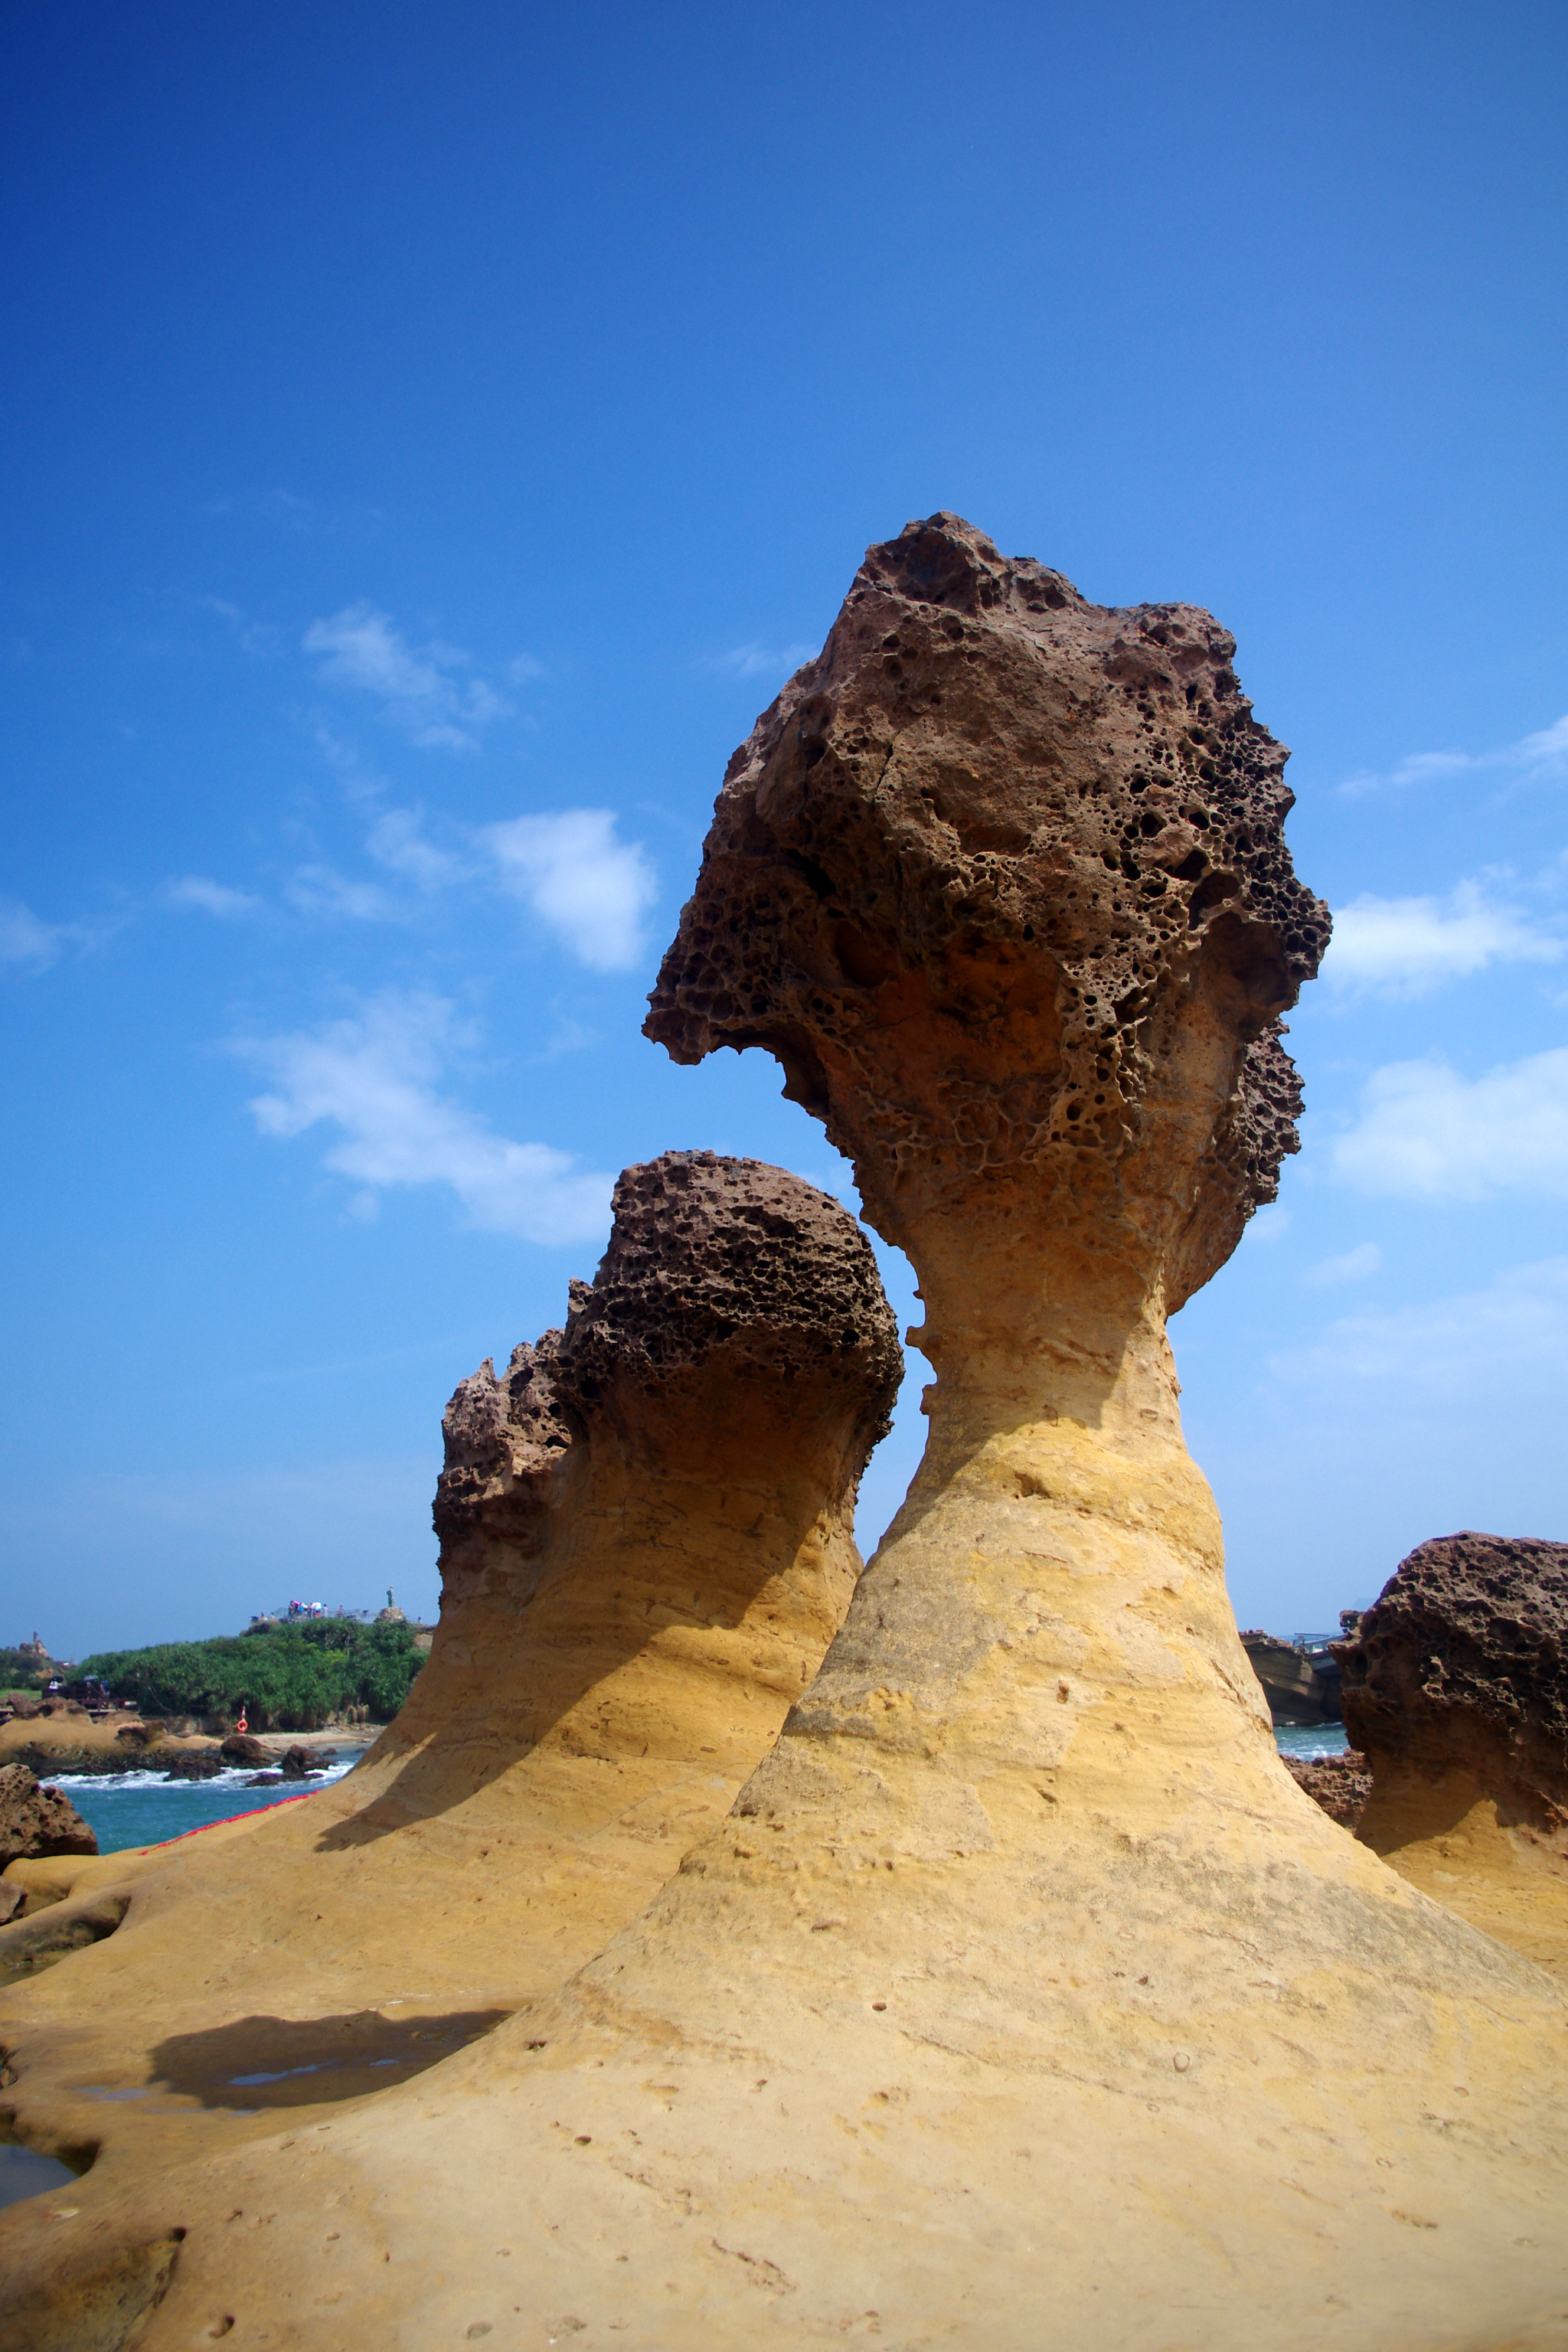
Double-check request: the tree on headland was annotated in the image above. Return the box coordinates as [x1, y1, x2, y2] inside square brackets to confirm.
[77, 1616, 424, 1731]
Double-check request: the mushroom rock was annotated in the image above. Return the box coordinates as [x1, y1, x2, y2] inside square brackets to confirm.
[0, 1153, 898, 2197]
[16, 521, 1568, 2349]
[1338, 1532, 1568, 1976]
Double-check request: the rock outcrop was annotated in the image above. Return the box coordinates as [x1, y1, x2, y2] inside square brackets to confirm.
[6, 521, 1566, 2350]
[1284, 1748, 1372, 1829]
[0, 1765, 96, 1874]
[1338, 1532, 1568, 1972]
[217, 1733, 270, 1769]
[0, 1154, 897, 2210]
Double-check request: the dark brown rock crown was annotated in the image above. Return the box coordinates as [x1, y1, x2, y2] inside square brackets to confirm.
[433, 1152, 900, 1553]
[1336, 1534, 1568, 1826]
[645, 513, 1329, 1305]
[555, 1151, 900, 1444]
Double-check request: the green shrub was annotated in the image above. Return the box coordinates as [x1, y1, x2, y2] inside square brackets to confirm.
[77, 1618, 425, 1732]
[0, 1648, 54, 1693]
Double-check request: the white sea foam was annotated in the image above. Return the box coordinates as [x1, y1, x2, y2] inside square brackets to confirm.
[49, 1754, 366, 1793]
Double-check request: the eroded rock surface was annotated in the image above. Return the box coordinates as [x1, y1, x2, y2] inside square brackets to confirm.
[1284, 1749, 1372, 1830]
[0, 1765, 96, 1874]
[0, 1153, 897, 2209]
[11, 521, 1567, 2351]
[648, 511, 1327, 1318]
[1338, 1532, 1568, 1972]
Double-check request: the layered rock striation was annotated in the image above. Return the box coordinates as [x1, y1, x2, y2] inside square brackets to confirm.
[10, 521, 1567, 2350]
[1339, 1531, 1568, 1971]
[0, 1155, 897, 2216]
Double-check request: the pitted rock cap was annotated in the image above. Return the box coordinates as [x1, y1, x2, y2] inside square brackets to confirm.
[1336, 1532, 1568, 1824]
[557, 1151, 900, 1442]
[646, 512, 1330, 1302]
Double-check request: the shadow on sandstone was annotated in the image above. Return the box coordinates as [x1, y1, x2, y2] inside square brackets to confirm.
[144, 2005, 510, 2109]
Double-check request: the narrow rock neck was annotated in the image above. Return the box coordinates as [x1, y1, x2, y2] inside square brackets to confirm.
[893, 1198, 1187, 1464]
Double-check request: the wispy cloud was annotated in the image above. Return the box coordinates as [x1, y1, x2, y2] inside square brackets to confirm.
[1321, 877, 1565, 997]
[1331, 1045, 1568, 1199]
[165, 875, 263, 920]
[236, 991, 612, 1246]
[482, 809, 656, 972]
[303, 604, 513, 750]
[1339, 713, 1568, 798]
[707, 641, 817, 680]
[285, 865, 400, 923]
[0, 897, 71, 971]
[364, 807, 462, 890]
[1303, 1241, 1382, 1287]
[1272, 1255, 1568, 1403]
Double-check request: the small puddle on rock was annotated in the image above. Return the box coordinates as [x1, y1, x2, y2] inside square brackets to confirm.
[228, 2052, 421, 2089]
[0, 2142, 81, 2210]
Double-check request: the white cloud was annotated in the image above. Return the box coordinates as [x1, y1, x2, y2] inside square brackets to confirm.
[165, 875, 262, 919]
[1272, 1256, 1568, 1404]
[1303, 1241, 1382, 1287]
[482, 809, 656, 972]
[303, 604, 512, 750]
[506, 652, 547, 684]
[1331, 1045, 1568, 1198]
[1340, 712, 1568, 797]
[0, 897, 68, 970]
[1321, 878, 1564, 996]
[709, 641, 817, 679]
[237, 991, 612, 1246]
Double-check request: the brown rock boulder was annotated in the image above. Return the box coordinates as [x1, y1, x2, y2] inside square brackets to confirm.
[1338, 1532, 1568, 1971]
[1284, 1749, 1372, 1830]
[217, 1733, 270, 1769]
[0, 1763, 98, 1873]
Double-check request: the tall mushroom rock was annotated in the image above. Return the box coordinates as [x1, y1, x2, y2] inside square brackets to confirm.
[1338, 1531, 1568, 1976]
[0, 1153, 899, 2201]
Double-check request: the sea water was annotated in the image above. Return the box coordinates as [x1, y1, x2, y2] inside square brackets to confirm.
[1273, 1721, 1351, 1761]
[54, 1748, 371, 1856]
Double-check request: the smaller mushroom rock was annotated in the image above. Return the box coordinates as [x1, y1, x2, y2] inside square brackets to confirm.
[0, 1764, 97, 1875]
[0, 1152, 899, 2213]
[1338, 1532, 1568, 1975]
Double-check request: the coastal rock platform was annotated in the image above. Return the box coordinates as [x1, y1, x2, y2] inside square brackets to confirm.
[4, 520, 1566, 2350]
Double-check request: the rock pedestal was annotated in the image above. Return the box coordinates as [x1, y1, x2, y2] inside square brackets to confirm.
[1339, 1531, 1568, 1975]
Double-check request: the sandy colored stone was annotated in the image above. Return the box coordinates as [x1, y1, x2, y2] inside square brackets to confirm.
[0, 1154, 897, 2202]
[6, 519, 1567, 2350]
[1339, 1532, 1568, 1978]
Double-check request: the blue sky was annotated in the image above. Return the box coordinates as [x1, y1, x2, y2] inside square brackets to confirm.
[3, 0, 1565, 1657]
